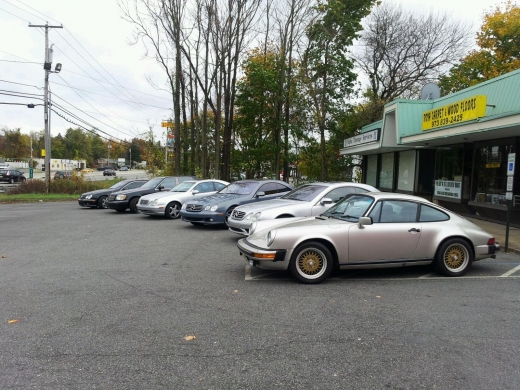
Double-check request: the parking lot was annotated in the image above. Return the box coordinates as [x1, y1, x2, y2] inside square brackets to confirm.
[1, 202, 519, 389]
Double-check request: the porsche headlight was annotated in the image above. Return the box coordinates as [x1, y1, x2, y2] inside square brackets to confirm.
[85, 195, 92, 199]
[267, 229, 277, 246]
[210, 205, 218, 212]
[252, 212, 261, 221]
[115, 194, 127, 201]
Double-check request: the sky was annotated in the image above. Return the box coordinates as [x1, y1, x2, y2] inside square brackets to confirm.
[0, 0, 502, 143]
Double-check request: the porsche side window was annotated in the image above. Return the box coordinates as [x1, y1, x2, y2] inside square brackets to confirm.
[419, 204, 449, 222]
[368, 202, 382, 222]
[370, 201, 418, 223]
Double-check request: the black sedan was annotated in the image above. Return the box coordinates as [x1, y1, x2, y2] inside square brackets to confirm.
[103, 169, 117, 176]
[107, 176, 196, 213]
[78, 179, 148, 209]
[0, 169, 27, 183]
[180, 180, 293, 226]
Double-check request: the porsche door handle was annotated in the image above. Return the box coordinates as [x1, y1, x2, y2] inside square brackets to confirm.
[408, 228, 421, 233]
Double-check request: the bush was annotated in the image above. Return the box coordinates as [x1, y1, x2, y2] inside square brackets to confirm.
[9, 176, 122, 195]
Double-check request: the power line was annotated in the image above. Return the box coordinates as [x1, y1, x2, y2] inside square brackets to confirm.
[0, 5, 29, 22]
[1, 0, 47, 23]
[0, 59, 42, 64]
[12, 0, 61, 25]
[0, 79, 43, 89]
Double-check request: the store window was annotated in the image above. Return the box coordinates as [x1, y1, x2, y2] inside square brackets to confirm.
[366, 155, 378, 187]
[397, 150, 415, 192]
[434, 146, 464, 199]
[379, 153, 394, 189]
[473, 140, 514, 206]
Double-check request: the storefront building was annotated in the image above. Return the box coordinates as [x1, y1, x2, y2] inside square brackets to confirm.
[341, 69, 520, 224]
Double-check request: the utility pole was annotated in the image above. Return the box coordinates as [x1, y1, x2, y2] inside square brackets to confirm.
[129, 147, 132, 169]
[29, 22, 63, 194]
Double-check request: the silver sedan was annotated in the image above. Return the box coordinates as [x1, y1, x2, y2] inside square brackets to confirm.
[228, 182, 378, 235]
[237, 192, 500, 284]
[136, 179, 229, 219]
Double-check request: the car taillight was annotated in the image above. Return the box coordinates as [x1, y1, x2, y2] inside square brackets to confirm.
[487, 238, 495, 245]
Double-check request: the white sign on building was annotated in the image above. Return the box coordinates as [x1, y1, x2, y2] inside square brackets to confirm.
[434, 180, 462, 199]
[344, 129, 380, 148]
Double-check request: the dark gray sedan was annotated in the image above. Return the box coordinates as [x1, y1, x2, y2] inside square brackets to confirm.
[180, 180, 293, 226]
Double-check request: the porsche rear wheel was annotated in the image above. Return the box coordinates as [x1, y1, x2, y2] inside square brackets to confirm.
[289, 242, 333, 284]
[435, 238, 472, 276]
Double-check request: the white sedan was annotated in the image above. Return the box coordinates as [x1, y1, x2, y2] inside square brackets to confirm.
[227, 182, 378, 235]
[136, 179, 229, 219]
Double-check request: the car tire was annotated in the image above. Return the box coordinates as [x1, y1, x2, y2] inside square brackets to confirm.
[97, 196, 108, 209]
[225, 206, 236, 226]
[129, 197, 140, 213]
[289, 241, 333, 284]
[166, 202, 181, 219]
[21, 177, 26, 183]
[115, 209, 125, 213]
[435, 238, 472, 277]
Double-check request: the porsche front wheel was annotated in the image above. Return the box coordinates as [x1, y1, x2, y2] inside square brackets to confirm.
[289, 242, 333, 284]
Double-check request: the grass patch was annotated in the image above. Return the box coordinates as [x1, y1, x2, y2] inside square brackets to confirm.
[0, 176, 124, 203]
[0, 193, 79, 203]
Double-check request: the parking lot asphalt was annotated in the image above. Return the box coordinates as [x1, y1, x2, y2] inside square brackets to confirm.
[1, 202, 519, 389]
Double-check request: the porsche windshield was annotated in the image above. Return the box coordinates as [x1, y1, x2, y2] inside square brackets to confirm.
[217, 181, 256, 195]
[323, 194, 374, 221]
[281, 184, 326, 201]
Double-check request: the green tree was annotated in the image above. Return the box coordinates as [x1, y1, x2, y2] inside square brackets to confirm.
[439, 1, 520, 93]
[0, 128, 31, 158]
[302, 0, 377, 180]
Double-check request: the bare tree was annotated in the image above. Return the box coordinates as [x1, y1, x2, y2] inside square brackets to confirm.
[355, 2, 473, 102]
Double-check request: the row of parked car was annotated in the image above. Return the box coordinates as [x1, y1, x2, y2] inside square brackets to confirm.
[78, 176, 500, 284]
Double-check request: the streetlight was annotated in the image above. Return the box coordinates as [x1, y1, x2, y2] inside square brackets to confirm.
[107, 144, 112, 167]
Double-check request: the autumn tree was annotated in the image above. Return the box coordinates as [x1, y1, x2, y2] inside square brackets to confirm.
[439, 1, 520, 93]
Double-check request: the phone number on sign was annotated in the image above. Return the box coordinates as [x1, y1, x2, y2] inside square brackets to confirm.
[431, 113, 464, 128]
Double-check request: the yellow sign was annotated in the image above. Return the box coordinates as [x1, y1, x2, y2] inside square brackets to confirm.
[161, 121, 173, 127]
[422, 95, 487, 131]
[486, 163, 500, 168]
[41, 149, 46, 157]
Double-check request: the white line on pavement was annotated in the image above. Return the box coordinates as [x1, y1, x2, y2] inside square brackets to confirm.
[500, 264, 520, 277]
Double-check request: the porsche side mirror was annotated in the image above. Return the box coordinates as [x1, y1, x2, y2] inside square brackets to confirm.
[358, 216, 373, 229]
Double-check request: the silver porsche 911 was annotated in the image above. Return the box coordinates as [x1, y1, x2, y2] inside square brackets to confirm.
[237, 192, 500, 284]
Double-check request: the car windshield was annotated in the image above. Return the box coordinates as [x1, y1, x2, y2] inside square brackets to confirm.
[217, 181, 257, 195]
[323, 194, 374, 222]
[110, 181, 128, 190]
[141, 178, 164, 189]
[170, 181, 196, 192]
[281, 184, 327, 201]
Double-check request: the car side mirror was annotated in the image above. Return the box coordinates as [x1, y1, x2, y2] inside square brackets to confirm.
[192, 190, 200, 195]
[256, 191, 265, 198]
[320, 198, 333, 205]
[157, 185, 164, 191]
[358, 216, 373, 229]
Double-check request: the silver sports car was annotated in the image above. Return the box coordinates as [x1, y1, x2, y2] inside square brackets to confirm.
[237, 192, 500, 284]
[228, 182, 378, 235]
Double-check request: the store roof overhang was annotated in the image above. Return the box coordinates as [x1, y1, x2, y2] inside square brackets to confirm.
[340, 143, 411, 156]
[400, 113, 520, 147]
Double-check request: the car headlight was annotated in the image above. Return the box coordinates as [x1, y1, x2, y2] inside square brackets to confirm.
[149, 199, 158, 206]
[249, 221, 257, 235]
[252, 212, 261, 221]
[246, 213, 252, 220]
[181, 203, 187, 210]
[267, 229, 277, 246]
[85, 195, 92, 199]
[210, 205, 218, 212]
[115, 194, 127, 201]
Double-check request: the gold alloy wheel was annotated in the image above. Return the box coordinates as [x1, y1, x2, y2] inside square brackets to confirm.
[297, 249, 324, 275]
[444, 244, 468, 270]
